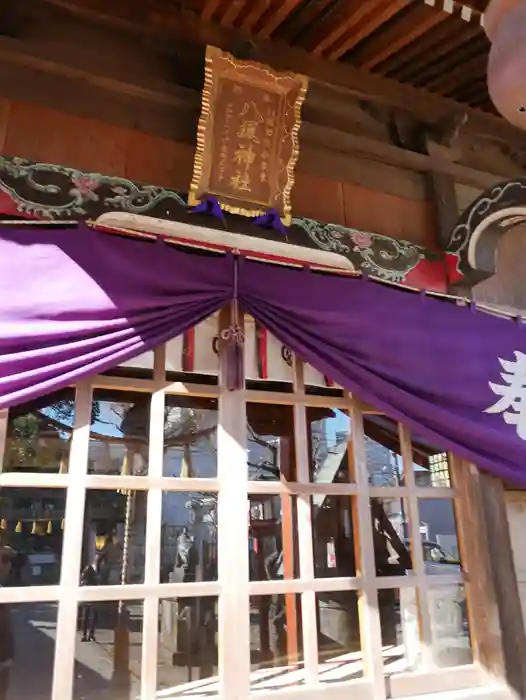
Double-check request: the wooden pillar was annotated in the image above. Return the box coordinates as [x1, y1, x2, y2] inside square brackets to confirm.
[452, 458, 526, 696]
[280, 437, 300, 664]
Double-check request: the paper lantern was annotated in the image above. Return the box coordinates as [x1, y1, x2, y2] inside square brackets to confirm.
[15, 521, 22, 533]
[0, 519, 6, 531]
[485, 0, 526, 129]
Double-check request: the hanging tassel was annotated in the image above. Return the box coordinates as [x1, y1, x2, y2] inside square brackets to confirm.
[220, 257, 245, 391]
[15, 521, 22, 533]
[189, 195, 226, 226]
[0, 519, 6, 531]
[47, 521, 53, 535]
[251, 208, 289, 237]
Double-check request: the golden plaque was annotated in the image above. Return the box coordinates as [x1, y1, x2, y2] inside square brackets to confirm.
[188, 46, 308, 226]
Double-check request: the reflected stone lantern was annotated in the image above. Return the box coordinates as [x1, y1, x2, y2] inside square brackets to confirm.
[485, 0, 526, 128]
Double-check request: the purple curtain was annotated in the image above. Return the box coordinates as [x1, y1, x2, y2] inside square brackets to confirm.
[238, 258, 526, 487]
[0, 224, 233, 408]
[2, 223, 526, 485]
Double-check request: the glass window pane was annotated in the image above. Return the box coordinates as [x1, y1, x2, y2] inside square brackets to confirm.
[250, 594, 304, 691]
[364, 416, 404, 486]
[247, 404, 294, 482]
[310, 409, 354, 484]
[82, 489, 146, 585]
[249, 495, 299, 581]
[311, 496, 356, 577]
[380, 588, 421, 674]
[317, 591, 363, 683]
[411, 436, 451, 488]
[0, 601, 57, 699]
[418, 499, 461, 572]
[157, 596, 218, 695]
[0, 487, 66, 586]
[428, 585, 472, 667]
[163, 397, 218, 479]
[73, 600, 143, 698]
[2, 390, 75, 474]
[161, 491, 218, 583]
[370, 498, 412, 576]
[89, 392, 149, 477]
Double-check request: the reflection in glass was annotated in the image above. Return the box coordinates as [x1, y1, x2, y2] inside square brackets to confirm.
[249, 495, 299, 581]
[247, 404, 293, 482]
[310, 410, 353, 484]
[89, 393, 218, 480]
[370, 499, 412, 577]
[412, 438, 451, 488]
[81, 490, 146, 585]
[89, 392, 150, 477]
[161, 491, 218, 584]
[0, 487, 66, 586]
[428, 585, 472, 667]
[157, 596, 218, 694]
[380, 588, 421, 674]
[317, 591, 363, 683]
[250, 594, 304, 691]
[364, 416, 404, 486]
[163, 398, 218, 479]
[2, 390, 75, 474]
[418, 499, 460, 570]
[0, 601, 57, 700]
[311, 496, 356, 577]
[73, 600, 143, 700]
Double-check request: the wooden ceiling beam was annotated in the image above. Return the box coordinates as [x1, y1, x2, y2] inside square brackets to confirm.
[381, 22, 480, 77]
[255, 0, 304, 39]
[278, 0, 336, 43]
[236, 0, 271, 32]
[41, 0, 526, 149]
[327, 0, 411, 61]
[219, 0, 246, 27]
[352, 3, 448, 70]
[303, 0, 382, 56]
[427, 53, 487, 94]
[201, 0, 223, 22]
[413, 37, 487, 88]
[398, 30, 486, 83]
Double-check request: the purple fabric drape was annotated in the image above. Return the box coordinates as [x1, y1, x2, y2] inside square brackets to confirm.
[2, 223, 526, 485]
[0, 224, 233, 408]
[238, 258, 526, 486]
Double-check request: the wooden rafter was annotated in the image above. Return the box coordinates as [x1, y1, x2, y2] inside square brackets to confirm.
[352, 2, 449, 70]
[219, 0, 246, 27]
[40, 0, 526, 147]
[327, 0, 412, 61]
[201, 0, 222, 22]
[254, 0, 304, 39]
[303, 0, 383, 55]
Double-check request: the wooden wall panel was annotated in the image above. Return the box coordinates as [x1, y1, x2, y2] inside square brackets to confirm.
[125, 132, 194, 191]
[342, 182, 436, 248]
[0, 98, 436, 247]
[291, 172, 345, 226]
[4, 102, 130, 176]
[0, 99, 9, 154]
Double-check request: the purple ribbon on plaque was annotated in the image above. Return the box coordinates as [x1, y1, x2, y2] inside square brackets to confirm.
[252, 208, 288, 236]
[189, 195, 225, 224]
